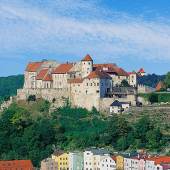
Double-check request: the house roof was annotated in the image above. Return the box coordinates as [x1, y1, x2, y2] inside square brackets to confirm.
[86, 70, 112, 79]
[43, 74, 52, 81]
[52, 63, 73, 74]
[110, 100, 130, 107]
[156, 81, 165, 91]
[93, 64, 128, 76]
[81, 54, 93, 61]
[138, 68, 145, 73]
[52, 150, 64, 157]
[68, 78, 83, 84]
[86, 148, 109, 155]
[128, 71, 136, 75]
[147, 156, 170, 165]
[26, 62, 43, 72]
[0, 160, 34, 169]
[36, 69, 48, 80]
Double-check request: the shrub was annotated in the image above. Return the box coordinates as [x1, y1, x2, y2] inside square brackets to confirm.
[149, 93, 158, 103]
[27, 95, 36, 102]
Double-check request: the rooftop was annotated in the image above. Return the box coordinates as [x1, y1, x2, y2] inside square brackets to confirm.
[81, 54, 93, 61]
[86, 70, 111, 79]
[52, 63, 73, 74]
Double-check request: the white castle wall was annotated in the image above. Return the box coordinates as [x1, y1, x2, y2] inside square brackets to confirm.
[138, 84, 155, 93]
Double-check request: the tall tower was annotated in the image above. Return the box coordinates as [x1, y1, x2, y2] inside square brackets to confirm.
[81, 54, 93, 78]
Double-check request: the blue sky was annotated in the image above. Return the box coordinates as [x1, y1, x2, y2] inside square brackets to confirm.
[0, 0, 170, 76]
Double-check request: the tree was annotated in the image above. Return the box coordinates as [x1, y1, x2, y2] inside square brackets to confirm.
[149, 93, 158, 103]
[164, 72, 170, 88]
[27, 95, 36, 102]
[120, 80, 130, 87]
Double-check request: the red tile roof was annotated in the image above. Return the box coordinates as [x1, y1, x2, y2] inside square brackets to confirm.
[68, 78, 83, 84]
[43, 74, 52, 81]
[36, 69, 48, 80]
[26, 62, 43, 72]
[86, 70, 111, 79]
[128, 72, 136, 75]
[52, 63, 73, 74]
[0, 160, 34, 170]
[146, 156, 170, 165]
[138, 68, 145, 73]
[82, 54, 93, 61]
[156, 81, 165, 91]
[94, 64, 128, 76]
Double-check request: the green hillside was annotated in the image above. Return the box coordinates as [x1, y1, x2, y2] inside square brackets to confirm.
[137, 74, 165, 87]
[0, 99, 169, 167]
[0, 75, 24, 103]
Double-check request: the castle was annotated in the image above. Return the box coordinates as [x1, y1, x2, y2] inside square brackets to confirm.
[17, 54, 138, 111]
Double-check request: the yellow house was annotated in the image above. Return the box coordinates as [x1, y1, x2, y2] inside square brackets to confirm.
[116, 155, 124, 170]
[52, 151, 69, 170]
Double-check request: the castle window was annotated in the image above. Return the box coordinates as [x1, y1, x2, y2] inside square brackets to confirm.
[87, 83, 88, 86]
[96, 90, 99, 93]
[97, 83, 99, 86]
[88, 62, 91, 65]
[86, 90, 88, 94]
[91, 83, 92, 86]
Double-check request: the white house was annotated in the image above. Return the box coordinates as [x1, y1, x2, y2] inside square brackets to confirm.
[84, 148, 110, 170]
[100, 156, 116, 170]
[110, 100, 130, 114]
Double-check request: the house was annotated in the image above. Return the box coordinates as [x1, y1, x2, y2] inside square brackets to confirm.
[0, 160, 34, 170]
[83, 148, 110, 170]
[116, 155, 124, 170]
[110, 100, 130, 114]
[69, 152, 84, 170]
[138, 68, 145, 76]
[100, 156, 116, 170]
[124, 157, 145, 170]
[52, 151, 69, 170]
[145, 156, 170, 170]
[40, 158, 58, 170]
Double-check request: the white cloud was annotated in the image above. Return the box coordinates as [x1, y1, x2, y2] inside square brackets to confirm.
[0, 0, 170, 62]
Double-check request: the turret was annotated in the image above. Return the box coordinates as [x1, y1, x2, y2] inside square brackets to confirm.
[81, 54, 93, 78]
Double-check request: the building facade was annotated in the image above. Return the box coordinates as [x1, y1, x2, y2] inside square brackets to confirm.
[52, 152, 69, 170]
[69, 152, 84, 170]
[83, 148, 110, 170]
[100, 156, 116, 170]
[17, 54, 137, 111]
[41, 158, 58, 170]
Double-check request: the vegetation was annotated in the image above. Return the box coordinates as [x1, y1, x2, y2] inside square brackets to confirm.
[0, 75, 24, 103]
[137, 74, 165, 88]
[164, 72, 170, 88]
[120, 80, 130, 87]
[0, 100, 169, 167]
[139, 92, 170, 103]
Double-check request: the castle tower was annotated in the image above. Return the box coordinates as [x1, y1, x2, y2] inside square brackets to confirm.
[81, 54, 93, 78]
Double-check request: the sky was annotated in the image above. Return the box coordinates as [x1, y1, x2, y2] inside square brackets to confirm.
[0, 0, 170, 76]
